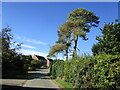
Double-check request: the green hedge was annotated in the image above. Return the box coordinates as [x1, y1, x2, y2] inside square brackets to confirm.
[30, 60, 41, 70]
[50, 54, 120, 88]
[50, 60, 64, 79]
[90, 54, 120, 88]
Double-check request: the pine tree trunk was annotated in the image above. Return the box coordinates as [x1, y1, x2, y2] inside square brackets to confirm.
[65, 50, 68, 61]
[73, 35, 78, 58]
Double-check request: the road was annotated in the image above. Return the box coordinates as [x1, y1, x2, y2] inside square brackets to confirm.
[1, 68, 60, 89]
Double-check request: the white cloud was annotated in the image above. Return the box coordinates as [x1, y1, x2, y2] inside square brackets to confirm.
[21, 44, 36, 49]
[16, 49, 48, 57]
[11, 42, 37, 49]
[16, 49, 65, 60]
[15, 35, 47, 45]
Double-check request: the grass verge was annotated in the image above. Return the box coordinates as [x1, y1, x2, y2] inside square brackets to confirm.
[54, 79, 73, 88]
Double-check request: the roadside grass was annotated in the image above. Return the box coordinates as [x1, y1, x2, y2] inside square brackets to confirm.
[54, 79, 73, 88]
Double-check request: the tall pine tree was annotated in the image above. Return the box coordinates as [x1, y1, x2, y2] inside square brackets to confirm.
[68, 8, 99, 57]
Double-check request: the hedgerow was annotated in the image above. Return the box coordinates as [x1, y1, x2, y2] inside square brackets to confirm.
[50, 53, 120, 88]
[50, 60, 64, 79]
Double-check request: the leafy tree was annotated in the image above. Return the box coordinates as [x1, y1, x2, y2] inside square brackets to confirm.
[1, 27, 26, 77]
[48, 8, 99, 59]
[47, 44, 66, 57]
[2, 27, 15, 75]
[30, 60, 41, 70]
[48, 21, 72, 61]
[68, 8, 99, 57]
[92, 20, 120, 55]
[22, 55, 33, 70]
[92, 43, 104, 56]
[56, 21, 72, 60]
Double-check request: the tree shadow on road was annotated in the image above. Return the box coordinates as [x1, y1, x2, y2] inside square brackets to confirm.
[2, 68, 50, 80]
[2, 85, 61, 90]
[27, 73, 51, 80]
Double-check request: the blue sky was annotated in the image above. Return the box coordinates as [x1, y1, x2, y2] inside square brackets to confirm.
[2, 2, 118, 59]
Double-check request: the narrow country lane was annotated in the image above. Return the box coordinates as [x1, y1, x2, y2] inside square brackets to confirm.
[23, 68, 60, 88]
[1, 68, 61, 90]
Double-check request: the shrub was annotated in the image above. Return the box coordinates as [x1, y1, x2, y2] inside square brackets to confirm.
[50, 60, 64, 79]
[50, 53, 120, 88]
[90, 54, 120, 88]
[30, 60, 41, 70]
[92, 20, 120, 55]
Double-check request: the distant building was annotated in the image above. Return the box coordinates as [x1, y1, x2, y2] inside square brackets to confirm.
[32, 55, 53, 67]
[46, 58, 53, 67]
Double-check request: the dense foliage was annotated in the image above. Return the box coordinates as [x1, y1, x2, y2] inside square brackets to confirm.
[50, 60, 64, 79]
[1, 27, 41, 78]
[50, 54, 120, 88]
[22, 55, 41, 70]
[92, 20, 120, 55]
[50, 19, 120, 88]
[48, 8, 99, 60]
[2, 27, 26, 77]
[68, 8, 99, 57]
[30, 60, 41, 70]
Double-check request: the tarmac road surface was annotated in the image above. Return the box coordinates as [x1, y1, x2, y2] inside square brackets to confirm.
[1, 67, 60, 89]
[23, 68, 60, 88]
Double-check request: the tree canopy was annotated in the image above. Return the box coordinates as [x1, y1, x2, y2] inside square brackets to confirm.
[68, 8, 99, 57]
[92, 20, 120, 55]
[48, 8, 100, 60]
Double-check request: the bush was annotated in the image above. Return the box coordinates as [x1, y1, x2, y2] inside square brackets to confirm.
[50, 60, 64, 79]
[30, 60, 41, 70]
[50, 53, 120, 88]
[90, 54, 120, 88]
[92, 20, 120, 55]
[22, 55, 33, 71]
